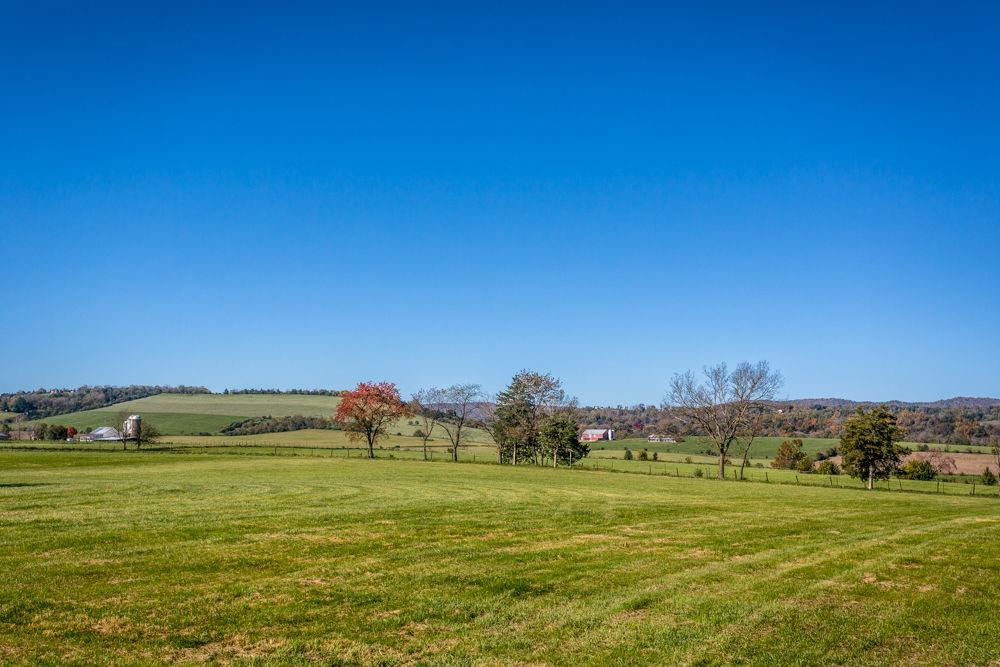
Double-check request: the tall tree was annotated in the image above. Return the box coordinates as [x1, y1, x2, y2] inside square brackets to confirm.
[491, 371, 573, 465]
[666, 361, 783, 480]
[839, 406, 908, 490]
[335, 382, 410, 459]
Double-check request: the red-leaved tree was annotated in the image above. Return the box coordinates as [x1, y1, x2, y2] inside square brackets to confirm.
[335, 382, 410, 459]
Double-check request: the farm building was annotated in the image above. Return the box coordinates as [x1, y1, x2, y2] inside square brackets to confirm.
[647, 434, 676, 443]
[580, 428, 615, 442]
[80, 426, 123, 442]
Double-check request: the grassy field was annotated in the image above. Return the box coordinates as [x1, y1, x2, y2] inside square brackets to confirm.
[2, 451, 999, 664]
[22, 394, 345, 435]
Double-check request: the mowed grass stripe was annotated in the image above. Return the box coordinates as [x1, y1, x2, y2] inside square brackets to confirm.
[1, 453, 998, 665]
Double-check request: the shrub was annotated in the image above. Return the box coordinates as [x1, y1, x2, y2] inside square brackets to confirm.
[981, 468, 997, 486]
[773, 439, 805, 470]
[815, 460, 840, 475]
[684, 456, 693, 464]
[637, 449, 649, 461]
[897, 459, 936, 481]
[795, 455, 815, 473]
[693, 468, 703, 478]
[413, 429, 425, 438]
[651, 451, 658, 461]
[623, 448, 633, 460]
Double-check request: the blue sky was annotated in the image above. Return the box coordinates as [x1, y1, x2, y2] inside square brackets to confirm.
[2, 1, 998, 405]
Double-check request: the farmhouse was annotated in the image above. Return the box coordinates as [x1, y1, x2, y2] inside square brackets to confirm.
[581, 428, 614, 442]
[647, 434, 676, 443]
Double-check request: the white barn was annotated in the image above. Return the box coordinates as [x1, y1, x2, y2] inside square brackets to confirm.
[81, 426, 122, 442]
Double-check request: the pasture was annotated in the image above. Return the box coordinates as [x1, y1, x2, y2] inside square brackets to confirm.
[2, 451, 999, 664]
[22, 393, 345, 435]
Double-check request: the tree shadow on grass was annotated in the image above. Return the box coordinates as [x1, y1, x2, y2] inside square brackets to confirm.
[0, 483, 52, 488]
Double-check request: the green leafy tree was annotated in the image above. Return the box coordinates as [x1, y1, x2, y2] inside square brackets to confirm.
[840, 407, 908, 490]
[491, 371, 572, 465]
[539, 414, 587, 466]
[981, 468, 997, 486]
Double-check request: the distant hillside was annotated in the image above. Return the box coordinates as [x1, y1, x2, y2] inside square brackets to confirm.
[20, 393, 345, 435]
[0, 385, 209, 421]
[782, 397, 1000, 410]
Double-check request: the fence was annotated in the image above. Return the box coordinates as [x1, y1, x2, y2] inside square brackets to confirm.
[1, 441, 996, 499]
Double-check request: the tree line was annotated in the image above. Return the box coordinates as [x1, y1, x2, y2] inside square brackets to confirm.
[577, 401, 1000, 445]
[334, 372, 589, 466]
[219, 415, 341, 436]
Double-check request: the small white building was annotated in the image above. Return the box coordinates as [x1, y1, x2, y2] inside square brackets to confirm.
[647, 434, 676, 443]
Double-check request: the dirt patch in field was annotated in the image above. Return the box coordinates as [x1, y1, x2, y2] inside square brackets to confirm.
[908, 452, 998, 475]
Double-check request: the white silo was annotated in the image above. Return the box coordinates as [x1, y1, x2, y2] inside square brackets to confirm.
[123, 415, 142, 440]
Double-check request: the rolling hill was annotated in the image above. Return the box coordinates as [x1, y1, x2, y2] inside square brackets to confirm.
[24, 393, 345, 435]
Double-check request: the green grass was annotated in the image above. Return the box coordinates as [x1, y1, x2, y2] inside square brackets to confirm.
[22, 393, 344, 435]
[21, 394, 491, 439]
[2, 451, 999, 664]
[30, 411, 245, 435]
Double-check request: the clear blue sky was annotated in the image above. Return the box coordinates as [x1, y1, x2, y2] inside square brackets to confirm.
[2, 1, 998, 405]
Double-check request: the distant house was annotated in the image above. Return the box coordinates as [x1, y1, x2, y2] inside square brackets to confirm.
[581, 428, 615, 442]
[647, 434, 676, 443]
[80, 426, 122, 442]
[0, 432, 8, 441]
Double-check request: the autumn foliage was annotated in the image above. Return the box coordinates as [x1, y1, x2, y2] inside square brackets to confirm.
[334, 382, 410, 458]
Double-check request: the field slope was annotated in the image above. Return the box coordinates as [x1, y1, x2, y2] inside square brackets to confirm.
[23, 393, 344, 435]
[1, 452, 998, 664]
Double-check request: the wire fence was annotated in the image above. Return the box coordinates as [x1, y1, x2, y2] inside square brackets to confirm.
[1, 441, 997, 499]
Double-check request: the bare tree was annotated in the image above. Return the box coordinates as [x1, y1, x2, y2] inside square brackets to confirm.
[666, 361, 783, 480]
[435, 383, 483, 463]
[410, 388, 444, 461]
